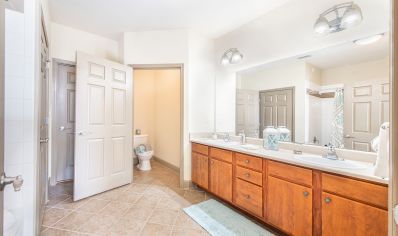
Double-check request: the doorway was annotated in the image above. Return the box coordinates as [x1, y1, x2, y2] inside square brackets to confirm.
[132, 65, 183, 186]
[51, 61, 76, 184]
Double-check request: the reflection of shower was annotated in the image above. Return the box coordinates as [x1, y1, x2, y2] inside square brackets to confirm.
[330, 88, 344, 148]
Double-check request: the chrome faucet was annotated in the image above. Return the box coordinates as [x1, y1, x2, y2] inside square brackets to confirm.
[238, 130, 246, 144]
[224, 133, 231, 142]
[323, 144, 341, 160]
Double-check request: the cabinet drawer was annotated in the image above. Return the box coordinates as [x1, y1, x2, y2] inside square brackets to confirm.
[235, 153, 263, 172]
[322, 173, 388, 209]
[268, 161, 312, 187]
[210, 147, 232, 163]
[236, 166, 263, 186]
[192, 143, 208, 155]
[235, 178, 263, 217]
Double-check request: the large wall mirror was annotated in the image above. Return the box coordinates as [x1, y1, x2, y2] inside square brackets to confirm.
[235, 32, 389, 152]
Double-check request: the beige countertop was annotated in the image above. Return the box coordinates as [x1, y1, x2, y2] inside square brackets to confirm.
[190, 137, 388, 185]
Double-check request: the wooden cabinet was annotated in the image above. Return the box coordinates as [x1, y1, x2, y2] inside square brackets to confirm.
[267, 176, 312, 236]
[322, 192, 388, 236]
[191, 142, 388, 236]
[210, 158, 233, 202]
[191, 152, 208, 189]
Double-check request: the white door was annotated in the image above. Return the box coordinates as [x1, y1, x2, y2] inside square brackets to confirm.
[344, 80, 390, 151]
[259, 88, 294, 139]
[55, 64, 76, 182]
[236, 90, 259, 137]
[74, 52, 132, 201]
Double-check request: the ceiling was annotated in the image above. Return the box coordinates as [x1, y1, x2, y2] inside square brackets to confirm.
[49, 0, 290, 40]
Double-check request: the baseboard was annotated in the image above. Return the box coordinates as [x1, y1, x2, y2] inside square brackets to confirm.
[153, 156, 180, 173]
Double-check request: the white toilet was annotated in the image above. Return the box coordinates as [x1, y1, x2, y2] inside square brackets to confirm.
[134, 135, 154, 171]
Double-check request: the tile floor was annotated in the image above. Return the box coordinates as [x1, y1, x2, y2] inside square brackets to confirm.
[40, 160, 211, 236]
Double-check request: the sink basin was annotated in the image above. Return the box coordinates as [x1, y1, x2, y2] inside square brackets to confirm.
[240, 144, 260, 150]
[295, 154, 369, 170]
[201, 139, 241, 146]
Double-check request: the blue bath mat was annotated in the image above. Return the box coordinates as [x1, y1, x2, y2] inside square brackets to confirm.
[183, 199, 275, 236]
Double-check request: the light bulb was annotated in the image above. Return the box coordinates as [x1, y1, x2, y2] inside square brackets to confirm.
[341, 4, 362, 29]
[314, 16, 330, 35]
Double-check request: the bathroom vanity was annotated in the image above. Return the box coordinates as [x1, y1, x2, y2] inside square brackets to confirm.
[190, 140, 388, 236]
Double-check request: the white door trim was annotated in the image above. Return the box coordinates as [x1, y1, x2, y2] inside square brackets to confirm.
[50, 59, 76, 186]
[130, 64, 185, 188]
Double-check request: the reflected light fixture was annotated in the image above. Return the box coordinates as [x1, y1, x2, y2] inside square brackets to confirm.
[314, 2, 362, 36]
[221, 48, 243, 65]
[354, 33, 384, 45]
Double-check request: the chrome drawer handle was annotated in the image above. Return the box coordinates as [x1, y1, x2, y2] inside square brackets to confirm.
[325, 197, 332, 204]
[303, 191, 309, 197]
[245, 173, 250, 177]
[244, 194, 251, 199]
[244, 160, 250, 164]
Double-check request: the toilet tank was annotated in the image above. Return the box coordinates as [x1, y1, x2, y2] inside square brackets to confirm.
[133, 134, 149, 158]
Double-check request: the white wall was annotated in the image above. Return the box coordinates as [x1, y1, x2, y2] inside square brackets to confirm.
[238, 60, 307, 142]
[123, 30, 215, 180]
[154, 69, 181, 168]
[50, 22, 120, 62]
[321, 57, 389, 85]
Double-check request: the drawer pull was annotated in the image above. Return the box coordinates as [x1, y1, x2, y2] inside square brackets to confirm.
[245, 173, 250, 177]
[211, 160, 214, 164]
[303, 191, 309, 197]
[244, 194, 251, 199]
[244, 159, 250, 164]
[325, 197, 332, 204]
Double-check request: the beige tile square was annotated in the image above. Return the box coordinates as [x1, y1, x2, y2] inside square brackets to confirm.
[156, 196, 186, 210]
[135, 194, 161, 208]
[183, 190, 206, 204]
[140, 223, 172, 236]
[124, 205, 154, 221]
[117, 192, 143, 204]
[99, 201, 133, 217]
[53, 197, 89, 210]
[77, 214, 119, 235]
[94, 188, 126, 201]
[173, 212, 203, 230]
[40, 228, 84, 236]
[125, 184, 150, 194]
[171, 228, 209, 236]
[42, 208, 71, 227]
[53, 211, 94, 231]
[144, 185, 168, 196]
[47, 194, 70, 207]
[148, 209, 179, 225]
[76, 199, 110, 213]
[106, 217, 146, 236]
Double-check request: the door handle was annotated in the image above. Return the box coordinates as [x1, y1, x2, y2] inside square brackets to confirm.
[40, 138, 49, 143]
[0, 173, 23, 191]
[77, 131, 93, 136]
[344, 135, 355, 139]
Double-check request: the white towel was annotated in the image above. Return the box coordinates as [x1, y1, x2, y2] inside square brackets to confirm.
[373, 122, 390, 179]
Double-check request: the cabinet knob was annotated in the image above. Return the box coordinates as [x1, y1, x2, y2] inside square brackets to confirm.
[244, 159, 250, 164]
[303, 191, 309, 197]
[245, 194, 251, 199]
[245, 173, 250, 177]
[211, 160, 214, 164]
[325, 197, 332, 204]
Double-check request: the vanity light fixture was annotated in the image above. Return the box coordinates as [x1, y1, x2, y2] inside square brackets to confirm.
[314, 2, 363, 36]
[354, 33, 384, 45]
[221, 48, 244, 65]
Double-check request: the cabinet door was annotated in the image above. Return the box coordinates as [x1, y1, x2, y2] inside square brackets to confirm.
[191, 153, 208, 189]
[267, 176, 312, 236]
[210, 158, 232, 202]
[322, 192, 387, 236]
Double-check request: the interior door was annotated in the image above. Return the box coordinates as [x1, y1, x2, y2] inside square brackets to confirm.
[344, 80, 390, 151]
[56, 64, 76, 182]
[74, 52, 132, 201]
[38, 18, 50, 228]
[259, 88, 294, 139]
[236, 89, 259, 137]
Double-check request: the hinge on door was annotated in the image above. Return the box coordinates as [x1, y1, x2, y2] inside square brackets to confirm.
[394, 205, 398, 225]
